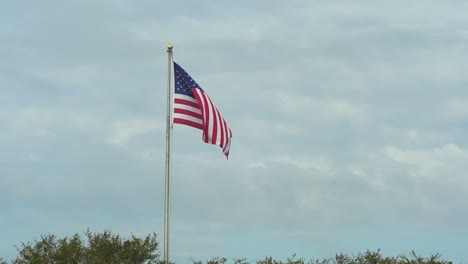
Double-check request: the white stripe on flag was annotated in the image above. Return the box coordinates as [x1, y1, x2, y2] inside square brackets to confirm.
[174, 94, 198, 103]
[173, 103, 201, 115]
[173, 113, 203, 125]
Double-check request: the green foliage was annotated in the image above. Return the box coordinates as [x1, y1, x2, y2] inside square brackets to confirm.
[2, 232, 453, 264]
[332, 249, 452, 264]
[191, 250, 452, 264]
[10, 229, 159, 264]
[191, 257, 228, 264]
[233, 258, 250, 264]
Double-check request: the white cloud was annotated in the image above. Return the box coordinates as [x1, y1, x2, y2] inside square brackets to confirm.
[33, 65, 99, 86]
[442, 99, 468, 120]
[385, 143, 467, 166]
[278, 95, 371, 123]
[272, 155, 333, 172]
[107, 119, 164, 147]
[27, 153, 42, 162]
[247, 162, 266, 169]
[11, 108, 103, 138]
[384, 144, 468, 189]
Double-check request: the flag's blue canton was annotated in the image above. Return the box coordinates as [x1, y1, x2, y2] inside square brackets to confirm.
[174, 62, 203, 99]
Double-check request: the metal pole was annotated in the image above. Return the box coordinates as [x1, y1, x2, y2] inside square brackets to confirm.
[164, 44, 173, 264]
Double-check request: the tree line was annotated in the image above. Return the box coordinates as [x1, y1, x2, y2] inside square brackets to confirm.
[0, 230, 453, 264]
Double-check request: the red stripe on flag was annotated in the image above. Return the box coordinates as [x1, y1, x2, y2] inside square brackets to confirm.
[174, 98, 199, 109]
[222, 120, 230, 153]
[194, 89, 210, 144]
[174, 108, 202, 120]
[203, 93, 211, 144]
[219, 110, 225, 148]
[210, 99, 219, 145]
[173, 118, 203, 130]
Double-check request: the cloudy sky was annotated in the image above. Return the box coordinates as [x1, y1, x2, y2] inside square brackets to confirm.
[1, 1, 468, 262]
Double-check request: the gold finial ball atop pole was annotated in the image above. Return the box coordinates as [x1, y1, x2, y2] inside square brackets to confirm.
[167, 44, 173, 51]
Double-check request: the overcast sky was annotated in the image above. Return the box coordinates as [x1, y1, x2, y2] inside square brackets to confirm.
[1, 1, 468, 263]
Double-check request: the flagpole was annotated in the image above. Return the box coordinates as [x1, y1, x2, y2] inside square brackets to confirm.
[164, 44, 173, 264]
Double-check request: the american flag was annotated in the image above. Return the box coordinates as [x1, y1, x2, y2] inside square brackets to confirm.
[173, 62, 232, 158]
